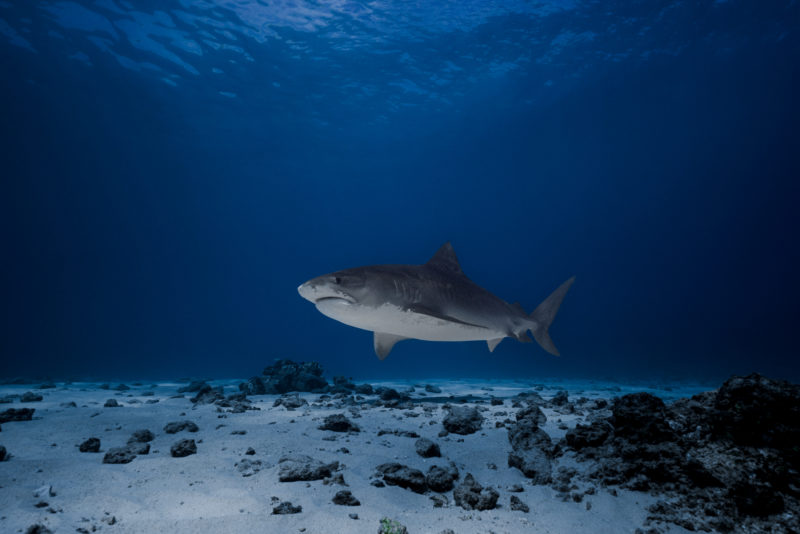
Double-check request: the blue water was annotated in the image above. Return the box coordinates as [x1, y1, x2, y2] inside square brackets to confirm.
[1, 0, 798, 383]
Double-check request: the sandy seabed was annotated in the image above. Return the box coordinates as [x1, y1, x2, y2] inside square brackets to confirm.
[0, 378, 712, 534]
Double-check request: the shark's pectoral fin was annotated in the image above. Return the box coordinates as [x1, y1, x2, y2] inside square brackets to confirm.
[406, 304, 488, 329]
[373, 332, 407, 360]
[487, 338, 504, 352]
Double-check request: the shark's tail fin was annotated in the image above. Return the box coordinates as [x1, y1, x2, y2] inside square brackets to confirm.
[529, 276, 575, 356]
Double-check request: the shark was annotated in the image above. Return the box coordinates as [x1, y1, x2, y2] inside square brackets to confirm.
[297, 242, 574, 359]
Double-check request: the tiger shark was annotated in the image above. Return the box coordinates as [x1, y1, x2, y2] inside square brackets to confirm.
[297, 242, 574, 359]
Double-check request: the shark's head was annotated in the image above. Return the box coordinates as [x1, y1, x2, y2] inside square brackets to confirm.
[298, 269, 374, 320]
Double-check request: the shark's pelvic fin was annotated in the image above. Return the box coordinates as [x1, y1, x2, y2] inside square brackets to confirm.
[373, 332, 406, 360]
[529, 276, 575, 356]
[487, 338, 504, 352]
[426, 242, 464, 276]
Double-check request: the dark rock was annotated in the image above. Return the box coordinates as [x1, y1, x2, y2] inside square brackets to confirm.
[349, 513, 359, 519]
[453, 473, 499, 511]
[164, 421, 199, 434]
[319, 413, 360, 432]
[378, 387, 401, 401]
[491, 398, 504, 406]
[278, 454, 339, 482]
[377, 428, 419, 438]
[79, 438, 101, 453]
[25, 525, 53, 534]
[103, 399, 120, 408]
[425, 463, 460, 492]
[103, 446, 136, 464]
[170, 439, 197, 458]
[376, 462, 427, 493]
[236, 458, 262, 477]
[0, 445, 6, 461]
[126, 442, 150, 455]
[38, 382, 57, 389]
[274, 393, 307, 410]
[712, 373, 800, 451]
[0, 408, 35, 423]
[128, 429, 155, 443]
[610, 393, 673, 443]
[260, 359, 329, 393]
[239, 376, 266, 395]
[177, 380, 207, 393]
[245, 447, 256, 455]
[430, 494, 448, 507]
[354, 383, 374, 395]
[551, 390, 569, 406]
[333, 376, 356, 390]
[507, 405, 553, 483]
[425, 384, 442, 393]
[113, 384, 130, 391]
[60, 401, 77, 408]
[414, 437, 441, 458]
[272, 501, 302, 514]
[515, 404, 547, 426]
[730, 480, 785, 517]
[565, 421, 612, 450]
[442, 406, 483, 435]
[332, 490, 360, 506]
[21, 392, 43, 402]
[510, 495, 530, 512]
[190, 384, 224, 404]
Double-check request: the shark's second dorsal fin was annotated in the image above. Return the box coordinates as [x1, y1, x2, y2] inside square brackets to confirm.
[427, 242, 463, 276]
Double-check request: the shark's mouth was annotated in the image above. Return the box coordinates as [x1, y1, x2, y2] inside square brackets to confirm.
[314, 296, 354, 305]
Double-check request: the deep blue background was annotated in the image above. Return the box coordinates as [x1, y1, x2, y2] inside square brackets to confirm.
[1, 1, 798, 381]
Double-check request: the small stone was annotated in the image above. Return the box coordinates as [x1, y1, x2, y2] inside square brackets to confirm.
[272, 501, 302, 514]
[128, 429, 155, 443]
[103, 446, 136, 464]
[103, 399, 120, 408]
[164, 421, 199, 434]
[442, 406, 483, 435]
[348, 513, 359, 520]
[79, 438, 101, 453]
[318, 413, 360, 432]
[170, 439, 197, 458]
[510, 495, 530, 512]
[245, 447, 256, 455]
[414, 437, 441, 458]
[332, 490, 360, 506]
[21, 392, 43, 403]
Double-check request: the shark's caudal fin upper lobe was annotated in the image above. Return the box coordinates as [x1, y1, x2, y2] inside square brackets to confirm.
[529, 276, 575, 356]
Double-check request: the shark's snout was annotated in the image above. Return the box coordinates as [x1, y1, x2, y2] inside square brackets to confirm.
[298, 277, 355, 305]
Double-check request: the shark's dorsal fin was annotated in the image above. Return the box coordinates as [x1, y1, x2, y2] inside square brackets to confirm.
[511, 302, 526, 314]
[427, 242, 463, 275]
[374, 332, 406, 360]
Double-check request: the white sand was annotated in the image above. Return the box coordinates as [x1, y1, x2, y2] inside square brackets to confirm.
[0, 380, 703, 533]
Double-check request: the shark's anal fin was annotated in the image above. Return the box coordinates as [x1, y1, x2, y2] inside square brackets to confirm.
[374, 332, 406, 360]
[487, 338, 504, 352]
[406, 304, 488, 329]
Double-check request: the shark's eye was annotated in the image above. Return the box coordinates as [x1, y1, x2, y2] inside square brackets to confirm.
[334, 277, 341, 285]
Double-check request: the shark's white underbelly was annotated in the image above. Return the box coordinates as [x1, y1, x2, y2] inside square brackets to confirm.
[315, 300, 499, 342]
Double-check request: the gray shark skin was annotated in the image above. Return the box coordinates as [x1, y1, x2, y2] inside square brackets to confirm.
[298, 242, 574, 360]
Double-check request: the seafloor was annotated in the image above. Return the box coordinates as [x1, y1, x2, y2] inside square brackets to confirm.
[1, 361, 797, 534]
